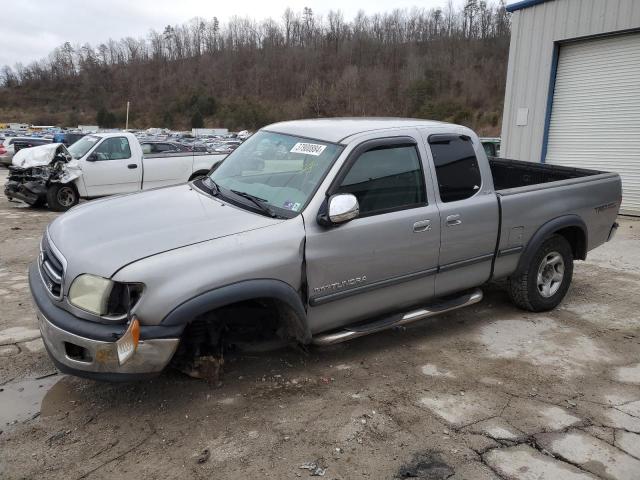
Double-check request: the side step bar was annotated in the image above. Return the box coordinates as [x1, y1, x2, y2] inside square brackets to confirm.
[311, 288, 483, 346]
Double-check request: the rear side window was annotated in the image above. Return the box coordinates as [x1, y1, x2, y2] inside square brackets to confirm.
[429, 135, 482, 203]
[336, 145, 426, 216]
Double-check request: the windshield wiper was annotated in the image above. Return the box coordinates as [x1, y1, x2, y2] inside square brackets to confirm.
[230, 189, 278, 218]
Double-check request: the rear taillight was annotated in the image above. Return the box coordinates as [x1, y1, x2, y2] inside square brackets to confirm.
[0, 146, 6, 155]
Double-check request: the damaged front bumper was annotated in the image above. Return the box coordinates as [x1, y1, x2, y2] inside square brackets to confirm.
[38, 313, 180, 380]
[4, 144, 82, 206]
[5, 178, 46, 205]
[5, 166, 48, 204]
[29, 262, 182, 381]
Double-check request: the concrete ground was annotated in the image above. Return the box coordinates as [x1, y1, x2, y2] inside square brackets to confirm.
[0, 169, 639, 480]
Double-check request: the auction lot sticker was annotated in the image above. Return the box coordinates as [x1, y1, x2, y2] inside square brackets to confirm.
[290, 142, 326, 156]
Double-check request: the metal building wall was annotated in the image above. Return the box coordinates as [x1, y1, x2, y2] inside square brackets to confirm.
[501, 0, 640, 161]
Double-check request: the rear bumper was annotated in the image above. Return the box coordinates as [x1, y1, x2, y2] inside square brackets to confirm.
[29, 262, 181, 381]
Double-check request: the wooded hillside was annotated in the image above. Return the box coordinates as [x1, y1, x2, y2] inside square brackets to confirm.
[0, 1, 510, 134]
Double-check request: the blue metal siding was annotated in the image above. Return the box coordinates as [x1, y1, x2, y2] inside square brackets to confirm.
[540, 43, 559, 163]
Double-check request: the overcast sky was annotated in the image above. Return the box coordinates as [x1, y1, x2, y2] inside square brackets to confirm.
[0, 0, 472, 67]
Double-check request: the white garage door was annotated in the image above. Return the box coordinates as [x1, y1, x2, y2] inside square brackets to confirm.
[546, 33, 640, 215]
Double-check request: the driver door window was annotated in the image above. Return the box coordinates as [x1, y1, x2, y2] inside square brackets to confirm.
[335, 145, 426, 217]
[93, 137, 132, 161]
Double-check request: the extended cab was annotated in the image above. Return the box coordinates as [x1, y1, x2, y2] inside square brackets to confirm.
[28, 119, 621, 380]
[4, 132, 226, 211]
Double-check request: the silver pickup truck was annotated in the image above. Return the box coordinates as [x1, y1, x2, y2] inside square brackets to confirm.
[28, 118, 621, 381]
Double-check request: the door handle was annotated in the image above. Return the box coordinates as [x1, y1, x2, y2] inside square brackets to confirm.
[128, 164, 138, 169]
[413, 220, 432, 232]
[446, 214, 462, 226]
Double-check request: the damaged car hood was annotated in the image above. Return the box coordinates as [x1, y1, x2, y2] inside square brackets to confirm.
[10, 142, 82, 185]
[47, 184, 284, 278]
[12, 143, 71, 168]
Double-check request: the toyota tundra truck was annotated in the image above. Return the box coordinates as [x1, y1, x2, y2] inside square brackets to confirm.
[28, 118, 621, 381]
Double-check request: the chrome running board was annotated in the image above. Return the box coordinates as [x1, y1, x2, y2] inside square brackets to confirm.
[311, 288, 483, 346]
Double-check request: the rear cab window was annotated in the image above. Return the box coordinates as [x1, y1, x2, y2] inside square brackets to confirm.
[428, 134, 482, 203]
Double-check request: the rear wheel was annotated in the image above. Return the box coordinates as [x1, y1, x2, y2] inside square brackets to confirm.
[46, 184, 79, 212]
[508, 235, 573, 312]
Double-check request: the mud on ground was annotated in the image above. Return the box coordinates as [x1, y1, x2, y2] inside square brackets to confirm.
[1, 169, 639, 480]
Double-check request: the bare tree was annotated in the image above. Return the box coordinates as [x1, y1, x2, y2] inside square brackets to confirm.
[0, 3, 510, 134]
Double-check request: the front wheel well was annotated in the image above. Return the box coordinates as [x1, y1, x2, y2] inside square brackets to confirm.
[174, 297, 303, 359]
[554, 226, 587, 260]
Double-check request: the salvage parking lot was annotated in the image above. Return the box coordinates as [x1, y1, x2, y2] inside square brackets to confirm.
[1, 169, 639, 479]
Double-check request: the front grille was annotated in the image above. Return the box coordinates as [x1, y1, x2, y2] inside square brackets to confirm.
[40, 234, 65, 299]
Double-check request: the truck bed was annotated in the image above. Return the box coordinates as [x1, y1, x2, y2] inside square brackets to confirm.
[489, 157, 604, 191]
[489, 156, 621, 281]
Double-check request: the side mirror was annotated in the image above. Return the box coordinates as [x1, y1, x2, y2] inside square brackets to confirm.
[318, 193, 359, 226]
[86, 153, 98, 162]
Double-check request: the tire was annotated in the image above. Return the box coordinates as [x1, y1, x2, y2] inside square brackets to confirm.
[508, 234, 573, 312]
[29, 197, 47, 208]
[46, 184, 79, 212]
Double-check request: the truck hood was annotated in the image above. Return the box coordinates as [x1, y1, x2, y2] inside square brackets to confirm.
[48, 184, 283, 278]
[12, 143, 72, 167]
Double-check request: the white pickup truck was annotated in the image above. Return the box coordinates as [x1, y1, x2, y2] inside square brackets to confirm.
[4, 132, 226, 211]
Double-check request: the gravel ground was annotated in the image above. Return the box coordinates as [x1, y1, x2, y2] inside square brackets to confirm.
[1, 169, 639, 480]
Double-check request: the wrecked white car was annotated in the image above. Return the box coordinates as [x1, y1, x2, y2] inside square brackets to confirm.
[4, 132, 226, 211]
[5, 143, 81, 211]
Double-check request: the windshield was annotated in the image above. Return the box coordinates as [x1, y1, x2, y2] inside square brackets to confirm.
[208, 131, 343, 217]
[67, 135, 100, 159]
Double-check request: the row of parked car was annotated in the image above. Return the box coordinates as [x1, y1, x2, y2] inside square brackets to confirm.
[0, 129, 250, 168]
[134, 133, 246, 155]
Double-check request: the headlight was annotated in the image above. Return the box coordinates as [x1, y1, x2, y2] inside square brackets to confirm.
[68, 274, 143, 317]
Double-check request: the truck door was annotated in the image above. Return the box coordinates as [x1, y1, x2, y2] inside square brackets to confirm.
[304, 135, 441, 334]
[425, 133, 499, 296]
[81, 136, 142, 197]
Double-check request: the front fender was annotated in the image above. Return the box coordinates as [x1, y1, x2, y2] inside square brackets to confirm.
[55, 168, 82, 184]
[161, 279, 311, 343]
